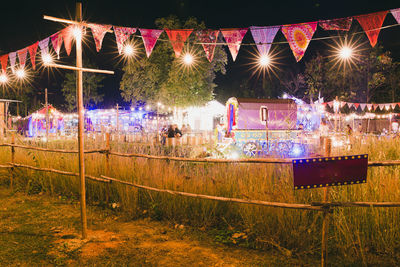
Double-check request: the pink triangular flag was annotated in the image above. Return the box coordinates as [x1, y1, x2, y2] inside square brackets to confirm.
[165, 29, 193, 58]
[250, 26, 280, 55]
[281, 22, 317, 62]
[17, 48, 28, 68]
[327, 101, 333, 108]
[195, 30, 219, 62]
[89, 24, 112, 52]
[391, 103, 397, 109]
[356, 11, 388, 47]
[367, 104, 373, 110]
[0, 54, 8, 73]
[359, 103, 367, 111]
[373, 104, 379, 110]
[378, 104, 385, 110]
[51, 32, 63, 59]
[385, 104, 390, 110]
[319, 17, 353, 31]
[62, 26, 74, 56]
[9, 52, 16, 72]
[391, 8, 400, 24]
[220, 28, 248, 61]
[341, 102, 347, 108]
[39, 37, 50, 56]
[28, 42, 39, 70]
[139, 29, 163, 58]
[114, 26, 136, 54]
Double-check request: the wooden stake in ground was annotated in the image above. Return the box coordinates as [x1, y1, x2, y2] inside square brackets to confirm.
[321, 138, 331, 267]
[10, 133, 15, 190]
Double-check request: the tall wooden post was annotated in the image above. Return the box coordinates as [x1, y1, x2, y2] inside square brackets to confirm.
[75, 2, 87, 239]
[321, 138, 331, 267]
[10, 133, 15, 190]
[116, 104, 119, 142]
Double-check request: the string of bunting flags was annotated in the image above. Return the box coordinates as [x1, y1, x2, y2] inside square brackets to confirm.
[324, 101, 400, 111]
[0, 8, 399, 78]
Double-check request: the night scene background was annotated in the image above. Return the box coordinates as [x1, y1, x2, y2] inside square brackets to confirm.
[0, 0, 399, 114]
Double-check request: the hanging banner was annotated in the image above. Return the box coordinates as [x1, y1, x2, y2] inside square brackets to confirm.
[249, 26, 280, 55]
[62, 26, 74, 56]
[17, 48, 28, 68]
[89, 24, 112, 52]
[28, 42, 39, 70]
[0, 54, 7, 73]
[165, 29, 193, 58]
[195, 30, 219, 62]
[51, 32, 63, 59]
[293, 155, 368, 190]
[9, 52, 17, 72]
[114, 26, 136, 54]
[360, 103, 366, 111]
[281, 22, 317, 62]
[356, 11, 388, 47]
[319, 17, 353, 31]
[39, 37, 50, 56]
[220, 28, 248, 61]
[139, 29, 163, 58]
[391, 8, 400, 24]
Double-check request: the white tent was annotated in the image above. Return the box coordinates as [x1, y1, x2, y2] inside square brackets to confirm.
[184, 100, 225, 131]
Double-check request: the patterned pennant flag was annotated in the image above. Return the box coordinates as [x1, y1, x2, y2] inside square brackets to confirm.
[391, 103, 397, 109]
[356, 11, 388, 47]
[359, 103, 367, 111]
[9, 52, 17, 72]
[114, 26, 136, 54]
[139, 29, 163, 58]
[89, 24, 112, 52]
[0, 54, 8, 73]
[165, 29, 193, 58]
[39, 37, 50, 56]
[62, 26, 74, 56]
[319, 17, 353, 31]
[220, 28, 248, 61]
[195, 30, 219, 62]
[17, 48, 28, 68]
[249, 26, 280, 55]
[51, 32, 63, 59]
[28, 42, 39, 70]
[281, 22, 317, 62]
[391, 8, 400, 24]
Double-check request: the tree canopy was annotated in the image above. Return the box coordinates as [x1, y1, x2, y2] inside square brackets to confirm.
[120, 15, 227, 107]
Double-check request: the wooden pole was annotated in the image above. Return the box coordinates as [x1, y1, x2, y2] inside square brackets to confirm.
[10, 132, 15, 190]
[105, 132, 111, 203]
[75, 2, 87, 239]
[321, 138, 332, 267]
[45, 88, 49, 144]
[116, 104, 119, 143]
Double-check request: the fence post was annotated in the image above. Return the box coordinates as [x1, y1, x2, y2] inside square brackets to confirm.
[321, 138, 332, 267]
[10, 132, 15, 190]
[105, 132, 111, 203]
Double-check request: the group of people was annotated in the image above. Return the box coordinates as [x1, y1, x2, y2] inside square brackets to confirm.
[160, 124, 191, 145]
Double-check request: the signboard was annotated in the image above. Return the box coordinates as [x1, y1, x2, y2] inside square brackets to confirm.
[292, 154, 368, 190]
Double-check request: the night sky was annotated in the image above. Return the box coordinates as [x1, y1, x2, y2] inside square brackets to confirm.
[0, 0, 399, 110]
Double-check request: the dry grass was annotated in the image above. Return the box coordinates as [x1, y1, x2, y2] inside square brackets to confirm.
[1, 134, 400, 264]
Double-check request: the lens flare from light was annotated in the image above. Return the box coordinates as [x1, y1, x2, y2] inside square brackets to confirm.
[123, 44, 135, 56]
[183, 53, 194, 65]
[72, 26, 82, 40]
[328, 36, 364, 71]
[0, 73, 8, 83]
[339, 46, 353, 60]
[15, 68, 25, 79]
[259, 54, 271, 67]
[42, 53, 53, 65]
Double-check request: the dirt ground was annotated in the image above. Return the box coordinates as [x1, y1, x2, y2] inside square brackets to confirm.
[0, 187, 318, 266]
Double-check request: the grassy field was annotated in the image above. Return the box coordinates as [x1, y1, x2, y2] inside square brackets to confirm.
[1, 134, 400, 265]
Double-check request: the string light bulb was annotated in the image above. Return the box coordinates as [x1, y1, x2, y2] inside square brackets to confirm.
[42, 53, 53, 65]
[72, 26, 82, 40]
[258, 54, 271, 67]
[123, 44, 134, 56]
[339, 46, 353, 60]
[183, 53, 194, 65]
[0, 73, 8, 83]
[15, 68, 25, 79]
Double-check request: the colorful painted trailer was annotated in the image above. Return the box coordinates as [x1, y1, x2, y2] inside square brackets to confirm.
[225, 97, 305, 157]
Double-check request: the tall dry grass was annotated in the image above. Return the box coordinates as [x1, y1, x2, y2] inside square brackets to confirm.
[0, 134, 399, 264]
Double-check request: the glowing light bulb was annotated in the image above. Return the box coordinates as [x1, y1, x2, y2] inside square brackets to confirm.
[123, 44, 134, 56]
[146, 105, 151, 111]
[339, 46, 353, 59]
[259, 54, 271, 67]
[183, 53, 194, 65]
[72, 26, 82, 40]
[15, 68, 25, 79]
[42, 53, 53, 65]
[0, 73, 8, 83]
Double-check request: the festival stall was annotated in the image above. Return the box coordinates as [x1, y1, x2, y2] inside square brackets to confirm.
[20, 105, 64, 137]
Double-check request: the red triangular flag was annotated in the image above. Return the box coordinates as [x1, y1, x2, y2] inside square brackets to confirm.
[17, 48, 28, 68]
[281, 22, 317, 62]
[195, 30, 219, 62]
[165, 29, 193, 58]
[139, 29, 163, 58]
[354, 103, 360, 109]
[89, 24, 112, 52]
[220, 28, 248, 61]
[51, 32, 63, 59]
[28, 42, 39, 70]
[0, 54, 8, 73]
[356, 11, 388, 47]
[114, 26, 136, 54]
[62, 26, 74, 56]
[319, 17, 353, 31]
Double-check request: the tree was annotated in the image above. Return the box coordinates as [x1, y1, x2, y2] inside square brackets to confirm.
[61, 62, 104, 111]
[120, 15, 227, 107]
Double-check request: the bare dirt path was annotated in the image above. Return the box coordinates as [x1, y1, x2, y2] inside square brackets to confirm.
[0, 187, 316, 266]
